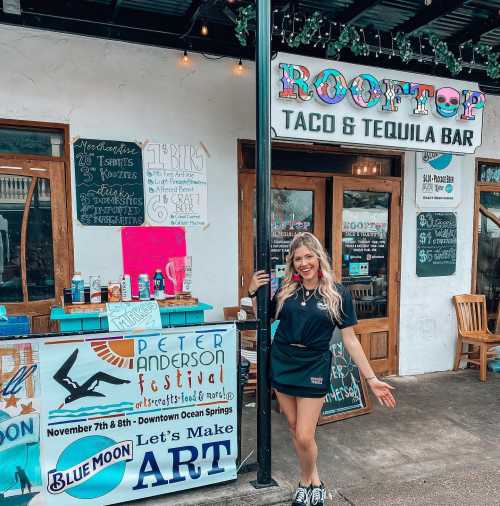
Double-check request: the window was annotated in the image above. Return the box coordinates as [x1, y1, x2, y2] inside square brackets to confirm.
[475, 160, 500, 331]
[0, 126, 64, 157]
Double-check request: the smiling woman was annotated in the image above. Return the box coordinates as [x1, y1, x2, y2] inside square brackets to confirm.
[247, 232, 395, 506]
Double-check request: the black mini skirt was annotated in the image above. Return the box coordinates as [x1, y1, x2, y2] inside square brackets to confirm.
[271, 341, 332, 398]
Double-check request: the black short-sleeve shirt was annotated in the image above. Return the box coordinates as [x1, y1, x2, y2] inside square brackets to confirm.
[270, 283, 357, 351]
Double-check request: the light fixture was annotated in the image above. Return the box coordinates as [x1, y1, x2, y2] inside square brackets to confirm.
[352, 160, 382, 176]
[201, 22, 209, 36]
[236, 58, 243, 73]
[182, 49, 190, 64]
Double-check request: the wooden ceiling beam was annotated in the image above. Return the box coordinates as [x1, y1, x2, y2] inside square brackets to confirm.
[336, 0, 384, 25]
[450, 10, 500, 44]
[394, 0, 464, 35]
[109, 0, 124, 22]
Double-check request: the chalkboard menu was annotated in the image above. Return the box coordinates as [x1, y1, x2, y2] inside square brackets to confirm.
[74, 138, 144, 226]
[416, 212, 456, 277]
[318, 330, 371, 425]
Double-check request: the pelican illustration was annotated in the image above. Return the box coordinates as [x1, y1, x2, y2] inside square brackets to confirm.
[54, 349, 130, 409]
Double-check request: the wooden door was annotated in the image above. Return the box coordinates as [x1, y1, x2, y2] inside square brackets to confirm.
[239, 173, 326, 299]
[0, 159, 71, 332]
[332, 177, 401, 375]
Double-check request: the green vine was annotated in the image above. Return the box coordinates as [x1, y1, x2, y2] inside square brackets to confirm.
[232, 2, 500, 80]
[326, 25, 368, 57]
[288, 11, 322, 48]
[235, 4, 255, 47]
[474, 42, 500, 79]
[394, 33, 412, 63]
[428, 34, 462, 75]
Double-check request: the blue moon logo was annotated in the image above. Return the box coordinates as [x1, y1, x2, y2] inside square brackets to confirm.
[428, 154, 452, 171]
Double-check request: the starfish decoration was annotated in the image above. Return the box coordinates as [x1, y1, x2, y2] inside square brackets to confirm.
[20, 402, 35, 415]
[5, 395, 19, 408]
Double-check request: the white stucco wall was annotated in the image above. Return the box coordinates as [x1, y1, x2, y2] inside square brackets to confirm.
[0, 25, 497, 375]
[0, 25, 256, 320]
[398, 95, 500, 375]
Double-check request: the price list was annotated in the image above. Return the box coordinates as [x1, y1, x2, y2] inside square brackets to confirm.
[416, 212, 456, 277]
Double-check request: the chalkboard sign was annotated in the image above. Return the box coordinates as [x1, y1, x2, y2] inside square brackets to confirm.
[318, 329, 371, 425]
[416, 212, 456, 277]
[74, 138, 144, 226]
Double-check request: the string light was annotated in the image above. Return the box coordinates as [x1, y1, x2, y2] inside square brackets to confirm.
[234, 57, 244, 74]
[181, 49, 190, 64]
[232, 5, 500, 78]
[201, 22, 209, 36]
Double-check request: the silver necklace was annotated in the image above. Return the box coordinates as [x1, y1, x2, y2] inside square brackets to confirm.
[301, 285, 318, 306]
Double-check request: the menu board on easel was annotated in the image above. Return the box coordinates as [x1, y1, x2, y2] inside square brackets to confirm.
[318, 329, 372, 425]
[74, 138, 144, 226]
[416, 212, 456, 277]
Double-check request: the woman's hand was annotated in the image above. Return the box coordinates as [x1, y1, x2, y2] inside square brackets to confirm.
[368, 378, 396, 408]
[248, 270, 270, 296]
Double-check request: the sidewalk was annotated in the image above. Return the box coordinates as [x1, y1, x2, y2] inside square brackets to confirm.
[121, 369, 500, 505]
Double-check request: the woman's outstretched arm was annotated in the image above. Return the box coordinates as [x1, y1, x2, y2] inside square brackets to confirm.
[341, 326, 396, 409]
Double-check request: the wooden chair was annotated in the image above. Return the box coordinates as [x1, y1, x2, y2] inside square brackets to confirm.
[349, 283, 374, 315]
[452, 294, 500, 382]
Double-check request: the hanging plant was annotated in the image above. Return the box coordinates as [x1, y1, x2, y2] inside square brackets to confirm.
[473, 42, 500, 79]
[427, 34, 462, 75]
[327, 25, 368, 57]
[234, 4, 255, 46]
[231, 1, 500, 80]
[287, 11, 323, 48]
[394, 33, 412, 63]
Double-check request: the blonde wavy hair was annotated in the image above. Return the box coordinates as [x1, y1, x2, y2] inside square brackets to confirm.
[275, 232, 343, 322]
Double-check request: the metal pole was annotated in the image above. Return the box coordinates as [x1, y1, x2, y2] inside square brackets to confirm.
[255, 0, 273, 487]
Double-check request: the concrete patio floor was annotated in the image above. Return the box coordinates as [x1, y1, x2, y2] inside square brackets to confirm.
[120, 368, 499, 505]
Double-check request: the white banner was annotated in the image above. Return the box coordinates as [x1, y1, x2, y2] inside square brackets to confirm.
[271, 53, 485, 153]
[39, 324, 237, 505]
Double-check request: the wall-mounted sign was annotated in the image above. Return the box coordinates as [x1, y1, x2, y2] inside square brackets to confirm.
[271, 52, 485, 154]
[416, 152, 462, 208]
[143, 143, 207, 227]
[74, 139, 144, 226]
[416, 212, 456, 277]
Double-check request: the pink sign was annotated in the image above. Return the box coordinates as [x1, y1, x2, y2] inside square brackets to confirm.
[121, 227, 186, 296]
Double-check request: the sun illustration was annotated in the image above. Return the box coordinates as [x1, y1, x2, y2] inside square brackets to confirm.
[90, 339, 134, 369]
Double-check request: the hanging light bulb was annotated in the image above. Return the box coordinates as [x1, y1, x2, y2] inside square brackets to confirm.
[182, 49, 190, 64]
[201, 22, 209, 36]
[235, 58, 244, 74]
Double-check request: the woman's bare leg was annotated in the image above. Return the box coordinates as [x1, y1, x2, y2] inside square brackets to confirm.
[294, 396, 325, 486]
[274, 391, 302, 477]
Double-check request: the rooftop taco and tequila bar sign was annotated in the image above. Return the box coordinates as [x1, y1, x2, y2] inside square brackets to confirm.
[271, 53, 485, 154]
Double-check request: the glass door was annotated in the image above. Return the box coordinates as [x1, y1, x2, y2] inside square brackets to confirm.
[474, 186, 500, 331]
[0, 159, 71, 332]
[239, 174, 326, 299]
[332, 177, 401, 375]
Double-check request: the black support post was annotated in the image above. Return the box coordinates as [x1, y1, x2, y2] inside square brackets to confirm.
[254, 0, 274, 488]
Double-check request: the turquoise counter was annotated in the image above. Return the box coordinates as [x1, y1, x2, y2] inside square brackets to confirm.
[50, 302, 213, 332]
